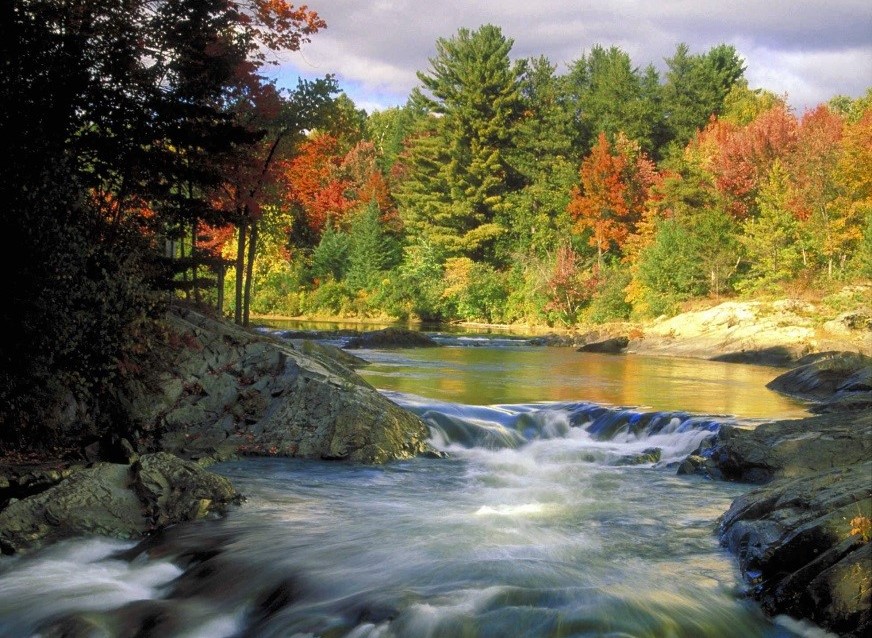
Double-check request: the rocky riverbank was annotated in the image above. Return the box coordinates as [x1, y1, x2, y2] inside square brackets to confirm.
[1, 302, 869, 635]
[682, 352, 872, 637]
[528, 293, 871, 366]
[1, 307, 436, 554]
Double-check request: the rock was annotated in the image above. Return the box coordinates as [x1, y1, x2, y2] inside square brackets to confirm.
[767, 352, 872, 402]
[577, 336, 629, 354]
[344, 327, 438, 349]
[692, 370, 872, 637]
[718, 462, 872, 637]
[131, 452, 241, 530]
[145, 308, 434, 464]
[615, 447, 661, 465]
[701, 411, 872, 483]
[297, 339, 370, 371]
[766, 351, 872, 414]
[0, 454, 240, 555]
[709, 346, 800, 367]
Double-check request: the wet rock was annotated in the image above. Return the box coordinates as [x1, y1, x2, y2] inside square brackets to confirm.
[131, 452, 241, 530]
[702, 411, 872, 483]
[709, 346, 801, 367]
[577, 336, 629, 354]
[694, 359, 872, 637]
[766, 352, 872, 401]
[297, 339, 370, 371]
[344, 327, 438, 349]
[718, 462, 872, 637]
[0, 454, 240, 555]
[614, 447, 661, 465]
[0, 463, 145, 554]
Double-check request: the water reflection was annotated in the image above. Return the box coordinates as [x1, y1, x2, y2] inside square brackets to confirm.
[358, 347, 807, 420]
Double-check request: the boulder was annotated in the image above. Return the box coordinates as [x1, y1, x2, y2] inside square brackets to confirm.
[139, 308, 434, 464]
[718, 462, 872, 637]
[344, 327, 438, 349]
[699, 411, 872, 483]
[686, 353, 872, 637]
[577, 336, 629, 354]
[766, 352, 872, 403]
[0, 453, 240, 555]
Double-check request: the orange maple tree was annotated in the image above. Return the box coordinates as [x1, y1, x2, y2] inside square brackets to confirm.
[568, 132, 657, 266]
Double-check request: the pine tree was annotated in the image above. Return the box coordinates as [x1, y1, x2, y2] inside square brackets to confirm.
[662, 43, 745, 148]
[346, 200, 399, 290]
[409, 24, 525, 262]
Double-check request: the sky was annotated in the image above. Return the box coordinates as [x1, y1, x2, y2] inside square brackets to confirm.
[266, 0, 872, 114]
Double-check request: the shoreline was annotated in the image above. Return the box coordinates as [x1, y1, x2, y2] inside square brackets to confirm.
[255, 295, 871, 368]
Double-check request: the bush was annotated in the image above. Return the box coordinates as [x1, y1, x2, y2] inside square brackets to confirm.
[303, 280, 354, 316]
[633, 219, 707, 317]
[586, 266, 632, 323]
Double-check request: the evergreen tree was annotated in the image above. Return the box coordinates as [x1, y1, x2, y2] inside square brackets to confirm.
[346, 201, 399, 290]
[501, 56, 577, 259]
[662, 43, 745, 148]
[565, 45, 663, 155]
[410, 24, 525, 262]
[310, 217, 350, 282]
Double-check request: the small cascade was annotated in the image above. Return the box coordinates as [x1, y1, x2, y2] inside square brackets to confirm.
[388, 392, 737, 465]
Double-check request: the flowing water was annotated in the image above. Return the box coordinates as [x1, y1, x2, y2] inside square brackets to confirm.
[0, 330, 825, 638]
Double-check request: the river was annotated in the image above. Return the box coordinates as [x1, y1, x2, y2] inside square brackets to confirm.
[0, 329, 827, 637]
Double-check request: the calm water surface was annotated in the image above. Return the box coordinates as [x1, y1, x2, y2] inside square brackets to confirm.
[0, 327, 822, 637]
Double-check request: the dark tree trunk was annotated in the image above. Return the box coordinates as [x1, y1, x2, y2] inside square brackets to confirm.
[243, 221, 258, 327]
[235, 219, 247, 325]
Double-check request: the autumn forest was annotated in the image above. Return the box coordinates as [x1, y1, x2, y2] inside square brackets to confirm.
[2, 1, 870, 444]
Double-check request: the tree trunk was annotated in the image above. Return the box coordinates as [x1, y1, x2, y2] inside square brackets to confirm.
[180, 234, 188, 301]
[243, 221, 259, 327]
[235, 220, 247, 325]
[191, 220, 200, 305]
[217, 264, 225, 316]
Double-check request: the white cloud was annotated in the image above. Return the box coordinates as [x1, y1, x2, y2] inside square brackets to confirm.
[275, 0, 872, 112]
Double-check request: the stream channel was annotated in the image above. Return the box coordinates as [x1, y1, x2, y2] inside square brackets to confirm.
[0, 327, 829, 637]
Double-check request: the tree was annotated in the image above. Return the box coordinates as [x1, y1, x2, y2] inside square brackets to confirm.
[742, 160, 806, 288]
[543, 245, 595, 324]
[219, 76, 337, 325]
[1, 0, 327, 445]
[410, 24, 525, 261]
[565, 45, 663, 155]
[501, 56, 577, 259]
[709, 105, 798, 218]
[345, 200, 400, 291]
[788, 105, 846, 277]
[633, 219, 707, 316]
[568, 133, 657, 267]
[662, 43, 746, 148]
[310, 217, 350, 282]
[833, 107, 872, 276]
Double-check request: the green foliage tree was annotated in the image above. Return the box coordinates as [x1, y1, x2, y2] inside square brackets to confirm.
[310, 217, 350, 283]
[346, 201, 400, 291]
[662, 43, 746, 148]
[634, 219, 707, 316]
[501, 56, 578, 259]
[741, 160, 806, 289]
[565, 45, 663, 155]
[410, 24, 525, 261]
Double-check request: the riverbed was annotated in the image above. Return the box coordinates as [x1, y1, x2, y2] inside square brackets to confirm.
[0, 330, 825, 637]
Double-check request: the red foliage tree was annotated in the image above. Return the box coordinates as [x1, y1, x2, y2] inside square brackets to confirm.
[568, 133, 657, 266]
[709, 105, 798, 218]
